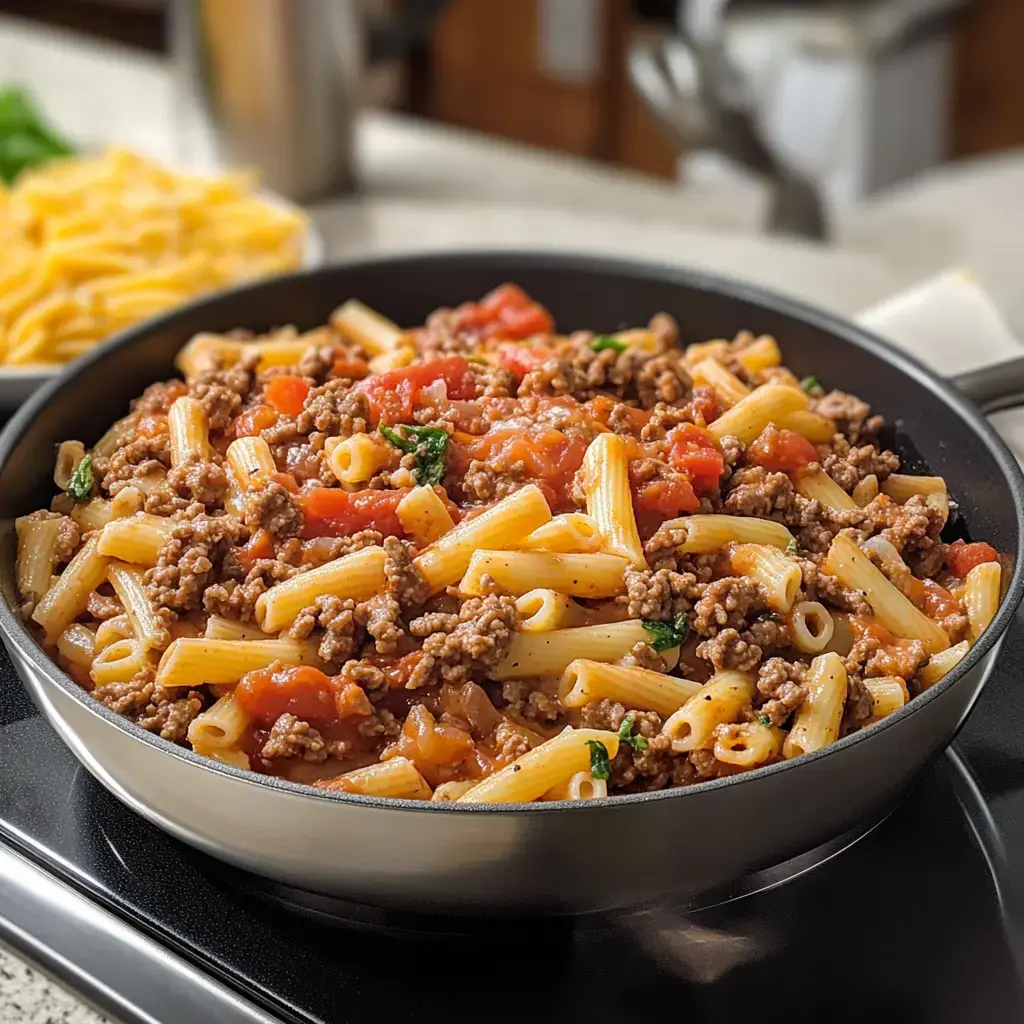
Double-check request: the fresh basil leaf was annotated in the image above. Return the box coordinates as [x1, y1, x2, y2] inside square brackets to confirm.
[617, 712, 649, 753]
[800, 375, 821, 392]
[379, 424, 449, 486]
[759, 713, 772, 727]
[787, 537, 798, 555]
[586, 739, 611, 781]
[641, 613, 689, 652]
[0, 88, 74, 184]
[66, 454, 94, 503]
[590, 335, 628, 353]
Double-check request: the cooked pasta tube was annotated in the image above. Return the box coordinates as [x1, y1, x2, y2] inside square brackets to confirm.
[667, 514, 794, 554]
[167, 396, 209, 467]
[560, 659, 702, 717]
[226, 435, 276, 490]
[917, 640, 970, 688]
[691, 358, 750, 407]
[457, 728, 621, 804]
[319, 757, 432, 799]
[783, 652, 847, 757]
[16, 514, 65, 600]
[155, 637, 322, 688]
[579, 433, 646, 568]
[430, 780, 476, 802]
[729, 543, 802, 612]
[204, 615, 272, 641]
[95, 614, 133, 651]
[852, 474, 879, 507]
[822, 535, 949, 654]
[31, 535, 109, 639]
[208, 750, 251, 770]
[684, 339, 730, 365]
[519, 513, 603, 554]
[772, 410, 835, 443]
[460, 550, 629, 599]
[53, 440, 86, 490]
[107, 561, 169, 651]
[329, 433, 390, 485]
[789, 600, 834, 654]
[90, 638, 152, 687]
[56, 623, 96, 668]
[713, 721, 783, 768]
[964, 561, 1001, 643]
[735, 335, 781, 376]
[414, 484, 551, 594]
[97, 513, 177, 566]
[881, 474, 947, 501]
[70, 498, 114, 532]
[515, 590, 588, 632]
[111, 487, 145, 519]
[863, 677, 908, 723]
[330, 298, 403, 355]
[543, 770, 608, 801]
[795, 469, 858, 510]
[187, 693, 252, 751]
[176, 334, 316, 378]
[396, 486, 455, 545]
[706, 384, 808, 444]
[662, 672, 755, 752]
[368, 346, 416, 374]
[495, 620, 652, 680]
[257, 546, 388, 633]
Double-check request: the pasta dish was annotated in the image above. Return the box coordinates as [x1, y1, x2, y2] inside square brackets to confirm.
[15, 284, 1005, 803]
[0, 149, 307, 366]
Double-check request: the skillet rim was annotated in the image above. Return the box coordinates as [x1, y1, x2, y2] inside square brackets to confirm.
[1, 248, 1021, 815]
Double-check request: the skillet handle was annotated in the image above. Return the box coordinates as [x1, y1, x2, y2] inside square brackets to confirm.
[951, 354, 1024, 414]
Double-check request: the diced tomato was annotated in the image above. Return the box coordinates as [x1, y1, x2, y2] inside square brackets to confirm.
[236, 665, 337, 724]
[632, 475, 700, 519]
[233, 404, 278, 437]
[946, 539, 999, 578]
[299, 487, 410, 538]
[265, 375, 310, 417]
[480, 283, 532, 315]
[497, 343, 557, 379]
[330, 356, 370, 380]
[334, 681, 374, 719]
[453, 283, 555, 342]
[380, 703, 474, 785]
[683, 385, 721, 426]
[240, 528, 275, 568]
[269, 471, 299, 493]
[136, 415, 168, 439]
[748, 426, 818, 473]
[667, 423, 724, 494]
[354, 356, 476, 424]
[920, 579, 962, 623]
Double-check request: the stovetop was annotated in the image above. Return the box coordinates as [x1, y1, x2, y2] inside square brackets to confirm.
[3, 618, 1024, 1024]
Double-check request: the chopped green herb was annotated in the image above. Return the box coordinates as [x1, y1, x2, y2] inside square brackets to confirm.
[759, 713, 772, 727]
[379, 424, 449, 486]
[800, 375, 821, 392]
[787, 537, 798, 555]
[617, 713, 649, 753]
[586, 739, 611, 781]
[0, 87, 75, 184]
[65, 454, 94, 503]
[590, 335, 628, 353]
[641, 612, 689, 652]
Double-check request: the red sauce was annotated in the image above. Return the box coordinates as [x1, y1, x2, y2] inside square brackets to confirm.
[666, 423, 725, 494]
[497, 343, 558, 379]
[682, 385, 721, 426]
[380, 704, 474, 786]
[299, 487, 410, 539]
[233, 404, 278, 438]
[236, 666, 375, 726]
[946, 539, 999, 578]
[354, 356, 476, 425]
[748, 426, 818, 472]
[631, 473, 700, 526]
[586, 395, 651, 432]
[330, 356, 370, 380]
[264, 375, 310, 416]
[453, 283, 554, 342]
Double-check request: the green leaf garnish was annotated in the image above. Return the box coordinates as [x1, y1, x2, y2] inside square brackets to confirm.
[617, 713, 649, 753]
[759, 713, 772, 727]
[66, 454, 94, 503]
[0, 87, 75, 184]
[586, 739, 611, 781]
[590, 335, 628, 353]
[786, 537, 798, 555]
[800, 375, 821, 392]
[641, 613, 689, 652]
[379, 424, 449, 486]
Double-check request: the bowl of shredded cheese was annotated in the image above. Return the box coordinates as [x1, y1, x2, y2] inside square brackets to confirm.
[0, 145, 322, 408]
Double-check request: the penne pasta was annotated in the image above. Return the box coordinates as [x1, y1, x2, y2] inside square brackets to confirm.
[107, 561, 170, 651]
[31, 534, 109, 639]
[328, 433, 390, 485]
[95, 614, 133, 652]
[822, 535, 949, 654]
[691, 357, 750, 407]
[917, 640, 970, 689]
[881, 474, 947, 502]
[789, 600, 835, 654]
[662, 672, 755, 752]
[496, 620, 652, 680]
[730, 543, 801, 612]
[863, 677, 908, 724]
[167, 396, 210, 467]
[852, 474, 879, 507]
[430, 780, 476, 802]
[964, 561, 1001, 643]
[204, 615, 272, 641]
[795, 468, 858, 510]
[155, 637, 323, 688]
[713, 721, 783, 768]
[518, 513, 603, 554]
[543, 770, 608, 801]
[579, 433, 646, 568]
[16, 514, 65, 600]
[187, 693, 252, 751]
[667, 514, 794, 554]
[396, 486, 455, 545]
[457, 728, 621, 804]
[330, 298, 403, 355]
[318, 757, 432, 799]
[735, 335, 782, 376]
[97, 513, 177, 566]
[706, 384, 808, 445]
[56, 623, 96, 668]
[53, 440, 86, 490]
[560, 659, 702, 717]
[783, 652, 847, 757]
[226, 435, 276, 490]
[414, 484, 551, 594]
[70, 498, 115, 532]
[460, 550, 629, 599]
[90, 638, 152, 687]
[515, 589, 588, 633]
[772, 409, 835, 443]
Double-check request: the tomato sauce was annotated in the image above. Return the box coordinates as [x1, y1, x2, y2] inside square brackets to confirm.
[748, 426, 818, 473]
[233, 404, 278, 438]
[299, 487, 410, 539]
[946, 539, 999, 578]
[354, 356, 476, 424]
[666, 423, 724, 494]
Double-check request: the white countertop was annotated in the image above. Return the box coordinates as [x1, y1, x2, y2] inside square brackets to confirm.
[1, 13, 1022, 1024]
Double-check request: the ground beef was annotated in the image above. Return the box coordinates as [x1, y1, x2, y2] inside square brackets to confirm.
[54, 516, 80, 562]
[166, 461, 229, 506]
[280, 531, 384, 568]
[819, 435, 900, 490]
[260, 713, 344, 762]
[755, 657, 808, 726]
[86, 590, 123, 620]
[842, 675, 874, 735]
[812, 390, 881, 443]
[92, 671, 155, 717]
[845, 635, 928, 680]
[131, 380, 186, 417]
[724, 465, 799, 518]
[358, 594, 404, 655]
[635, 353, 691, 409]
[137, 685, 204, 743]
[245, 481, 303, 539]
[648, 311, 680, 351]
[798, 559, 872, 614]
[692, 577, 764, 636]
[204, 557, 299, 622]
[744, 614, 791, 649]
[499, 679, 564, 725]
[455, 458, 529, 504]
[296, 380, 370, 436]
[146, 514, 248, 613]
[383, 536, 429, 609]
[623, 567, 699, 620]
[620, 642, 667, 671]
[406, 595, 518, 689]
[99, 434, 171, 492]
[697, 627, 762, 672]
[189, 351, 259, 431]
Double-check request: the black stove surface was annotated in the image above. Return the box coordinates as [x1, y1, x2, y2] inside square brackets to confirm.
[4, 619, 1024, 1024]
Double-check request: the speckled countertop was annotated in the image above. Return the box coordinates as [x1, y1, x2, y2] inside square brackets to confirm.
[0, 955, 110, 1024]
